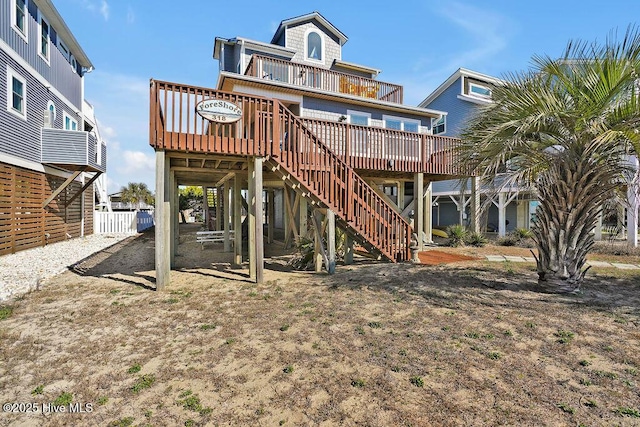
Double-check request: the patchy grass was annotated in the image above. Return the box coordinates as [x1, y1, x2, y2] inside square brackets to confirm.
[0, 231, 639, 426]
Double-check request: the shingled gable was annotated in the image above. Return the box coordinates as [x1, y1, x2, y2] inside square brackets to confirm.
[270, 11, 348, 46]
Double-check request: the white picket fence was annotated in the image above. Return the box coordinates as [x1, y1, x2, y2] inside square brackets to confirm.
[94, 211, 154, 234]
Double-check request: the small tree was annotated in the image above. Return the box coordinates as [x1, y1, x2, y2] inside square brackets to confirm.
[120, 182, 154, 211]
[459, 27, 640, 292]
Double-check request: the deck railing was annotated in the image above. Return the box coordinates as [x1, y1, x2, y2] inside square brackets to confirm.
[150, 80, 412, 260]
[300, 118, 462, 175]
[245, 54, 404, 104]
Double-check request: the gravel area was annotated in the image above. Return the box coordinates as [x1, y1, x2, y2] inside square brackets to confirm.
[0, 233, 133, 302]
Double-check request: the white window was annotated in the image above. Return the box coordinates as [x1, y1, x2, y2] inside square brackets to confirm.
[38, 12, 50, 63]
[6, 67, 27, 120]
[347, 110, 370, 126]
[432, 116, 446, 135]
[383, 115, 420, 133]
[469, 82, 491, 99]
[305, 29, 323, 62]
[12, 0, 28, 41]
[63, 111, 78, 131]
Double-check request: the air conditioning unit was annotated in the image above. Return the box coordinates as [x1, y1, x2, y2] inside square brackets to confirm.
[43, 110, 53, 128]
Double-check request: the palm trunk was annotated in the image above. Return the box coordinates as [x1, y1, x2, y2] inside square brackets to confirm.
[532, 160, 605, 293]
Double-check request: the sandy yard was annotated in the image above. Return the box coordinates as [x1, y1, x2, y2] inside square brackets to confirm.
[0, 226, 639, 426]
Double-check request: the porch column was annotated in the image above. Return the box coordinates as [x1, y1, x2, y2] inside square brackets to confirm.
[326, 209, 336, 274]
[344, 232, 354, 265]
[155, 150, 170, 290]
[248, 157, 264, 283]
[594, 210, 603, 241]
[223, 180, 231, 252]
[267, 189, 275, 244]
[299, 197, 308, 239]
[233, 174, 242, 266]
[423, 182, 433, 244]
[414, 173, 424, 250]
[204, 187, 210, 230]
[469, 177, 480, 233]
[498, 192, 507, 237]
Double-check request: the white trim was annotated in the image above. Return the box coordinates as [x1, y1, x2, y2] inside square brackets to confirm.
[382, 114, 420, 132]
[0, 151, 81, 179]
[6, 66, 27, 121]
[432, 115, 446, 135]
[11, 0, 29, 43]
[63, 110, 78, 131]
[38, 11, 51, 65]
[347, 109, 371, 126]
[304, 28, 324, 64]
[0, 38, 82, 112]
[468, 81, 492, 99]
[456, 93, 493, 105]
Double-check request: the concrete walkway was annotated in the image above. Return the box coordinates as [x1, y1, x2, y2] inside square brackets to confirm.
[485, 255, 640, 270]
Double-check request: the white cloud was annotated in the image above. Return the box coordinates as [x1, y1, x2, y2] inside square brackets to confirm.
[397, 1, 514, 105]
[126, 6, 135, 24]
[100, 0, 109, 21]
[118, 150, 155, 174]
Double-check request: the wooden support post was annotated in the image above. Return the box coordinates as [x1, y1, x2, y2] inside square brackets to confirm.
[223, 180, 231, 252]
[423, 182, 433, 244]
[326, 209, 336, 274]
[283, 186, 291, 246]
[204, 186, 210, 230]
[470, 177, 480, 233]
[414, 173, 424, 251]
[215, 186, 222, 231]
[312, 210, 328, 272]
[233, 174, 242, 266]
[248, 157, 264, 283]
[267, 189, 275, 244]
[169, 169, 176, 268]
[299, 197, 308, 238]
[627, 155, 639, 247]
[155, 151, 170, 290]
[344, 232, 354, 265]
[398, 181, 405, 211]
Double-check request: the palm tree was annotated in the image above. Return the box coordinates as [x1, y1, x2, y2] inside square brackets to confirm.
[120, 182, 154, 211]
[459, 28, 640, 293]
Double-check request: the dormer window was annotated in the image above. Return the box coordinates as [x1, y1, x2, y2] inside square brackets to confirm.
[468, 82, 491, 99]
[306, 30, 323, 61]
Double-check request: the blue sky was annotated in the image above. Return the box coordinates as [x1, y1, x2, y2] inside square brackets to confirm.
[53, 0, 639, 193]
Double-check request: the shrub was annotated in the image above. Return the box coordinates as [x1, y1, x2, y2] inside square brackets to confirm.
[465, 231, 488, 247]
[445, 225, 468, 247]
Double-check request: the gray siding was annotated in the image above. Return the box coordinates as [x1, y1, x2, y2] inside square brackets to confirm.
[285, 21, 341, 68]
[41, 127, 86, 164]
[302, 97, 431, 128]
[0, 0, 83, 108]
[0, 49, 82, 164]
[222, 44, 235, 73]
[423, 77, 476, 137]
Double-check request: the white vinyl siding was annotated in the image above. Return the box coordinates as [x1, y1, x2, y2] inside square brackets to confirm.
[6, 66, 27, 120]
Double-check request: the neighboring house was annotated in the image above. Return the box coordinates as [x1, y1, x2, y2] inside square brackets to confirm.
[419, 68, 536, 236]
[150, 11, 467, 286]
[0, 0, 107, 255]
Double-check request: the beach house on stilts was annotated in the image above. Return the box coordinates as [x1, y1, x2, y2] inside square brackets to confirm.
[149, 11, 472, 288]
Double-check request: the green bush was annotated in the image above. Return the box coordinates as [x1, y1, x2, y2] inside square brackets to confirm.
[465, 231, 488, 247]
[445, 224, 468, 247]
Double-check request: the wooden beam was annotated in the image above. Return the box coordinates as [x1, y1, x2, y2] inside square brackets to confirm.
[223, 180, 231, 252]
[326, 209, 336, 274]
[215, 172, 236, 187]
[42, 169, 84, 208]
[233, 174, 242, 266]
[155, 151, 170, 290]
[312, 210, 329, 273]
[64, 172, 101, 207]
